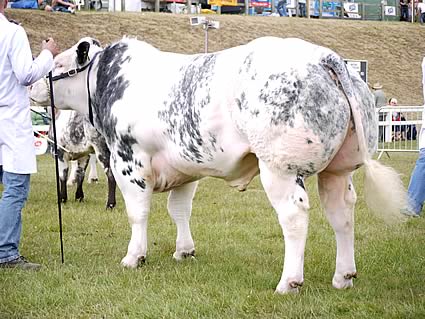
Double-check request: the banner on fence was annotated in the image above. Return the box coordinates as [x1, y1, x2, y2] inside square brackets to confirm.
[251, 0, 270, 7]
[209, 0, 238, 6]
[384, 6, 396, 16]
[343, 2, 358, 13]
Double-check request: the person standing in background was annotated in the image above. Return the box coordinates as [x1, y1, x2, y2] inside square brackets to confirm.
[0, 0, 59, 269]
[372, 82, 387, 108]
[417, 0, 425, 24]
[400, 0, 409, 21]
[298, 0, 306, 17]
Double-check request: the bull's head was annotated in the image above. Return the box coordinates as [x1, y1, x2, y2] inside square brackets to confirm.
[30, 37, 102, 115]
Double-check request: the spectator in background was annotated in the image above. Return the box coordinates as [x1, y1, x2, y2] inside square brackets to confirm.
[52, 0, 75, 13]
[277, 0, 288, 16]
[372, 82, 386, 142]
[298, 0, 306, 17]
[0, 0, 59, 269]
[389, 97, 406, 141]
[38, 0, 76, 13]
[403, 56, 425, 217]
[400, 0, 409, 21]
[372, 82, 386, 108]
[37, 0, 53, 11]
[418, 0, 425, 24]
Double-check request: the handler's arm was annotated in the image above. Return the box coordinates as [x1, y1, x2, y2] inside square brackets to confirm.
[8, 27, 54, 87]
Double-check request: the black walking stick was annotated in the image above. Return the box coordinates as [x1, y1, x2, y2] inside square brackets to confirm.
[47, 71, 65, 264]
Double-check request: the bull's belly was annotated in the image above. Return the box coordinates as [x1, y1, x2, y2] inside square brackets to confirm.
[246, 121, 350, 178]
[151, 144, 260, 193]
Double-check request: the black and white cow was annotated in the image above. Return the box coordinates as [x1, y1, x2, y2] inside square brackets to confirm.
[50, 109, 117, 209]
[31, 36, 407, 293]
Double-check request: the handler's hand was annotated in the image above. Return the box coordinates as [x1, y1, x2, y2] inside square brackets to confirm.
[42, 38, 60, 57]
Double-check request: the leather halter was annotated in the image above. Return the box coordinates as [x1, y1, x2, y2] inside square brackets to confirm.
[50, 51, 101, 126]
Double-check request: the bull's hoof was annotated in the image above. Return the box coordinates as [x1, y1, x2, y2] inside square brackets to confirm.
[332, 272, 357, 289]
[173, 250, 195, 261]
[76, 197, 84, 203]
[60, 198, 67, 204]
[275, 280, 303, 294]
[88, 178, 99, 184]
[121, 255, 145, 268]
[106, 202, 116, 210]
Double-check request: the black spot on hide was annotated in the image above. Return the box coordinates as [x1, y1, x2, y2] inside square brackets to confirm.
[130, 178, 146, 190]
[296, 176, 305, 190]
[117, 132, 137, 163]
[92, 42, 130, 145]
[158, 54, 217, 163]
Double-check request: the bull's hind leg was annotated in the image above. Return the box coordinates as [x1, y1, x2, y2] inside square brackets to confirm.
[87, 154, 99, 183]
[74, 156, 90, 202]
[259, 161, 310, 294]
[167, 181, 198, 260]
[67, 161, 77, 186]
[318, 171, 357, 289]
[112, 154, 153, 268]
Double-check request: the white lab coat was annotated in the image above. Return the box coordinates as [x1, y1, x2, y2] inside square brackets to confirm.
[0, 13, 53, 174]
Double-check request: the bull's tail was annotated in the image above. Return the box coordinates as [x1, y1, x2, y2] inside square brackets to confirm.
[321, 52, 408, 221]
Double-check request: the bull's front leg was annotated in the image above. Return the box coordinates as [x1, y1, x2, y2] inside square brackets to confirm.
[58, 158, 69, 203]
[167, 181, 198, 260]
[112, 153, 153, 268]
[318, 171, 357, 289]
[259, 161, 310, 294]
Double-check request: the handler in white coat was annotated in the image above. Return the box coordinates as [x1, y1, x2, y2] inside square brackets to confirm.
[0, 0, 59, 270]
[405, 57, 425, 217]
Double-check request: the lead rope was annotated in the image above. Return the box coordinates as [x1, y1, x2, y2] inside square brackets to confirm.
[48, 71, 65, 264]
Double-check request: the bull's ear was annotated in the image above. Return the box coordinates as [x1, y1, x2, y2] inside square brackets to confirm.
[76, 41, 90, 65]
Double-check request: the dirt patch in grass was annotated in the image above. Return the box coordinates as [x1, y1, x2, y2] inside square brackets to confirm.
[5, 9, 425, 105]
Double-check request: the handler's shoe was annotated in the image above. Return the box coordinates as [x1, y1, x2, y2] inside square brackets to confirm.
[0, 256, 41, 271]
[401, 209, 420, 218]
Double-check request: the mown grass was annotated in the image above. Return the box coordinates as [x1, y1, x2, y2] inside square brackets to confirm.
[0, 153, 424, 318]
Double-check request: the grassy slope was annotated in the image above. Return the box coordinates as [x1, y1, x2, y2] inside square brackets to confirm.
[5, 10, 425, 105]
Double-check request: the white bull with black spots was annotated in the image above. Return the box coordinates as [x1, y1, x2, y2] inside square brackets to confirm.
[49, 109, 117, 209]
[31, 36, 407, 294]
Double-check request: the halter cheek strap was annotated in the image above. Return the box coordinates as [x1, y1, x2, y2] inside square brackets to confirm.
[86, 51, 101, 126]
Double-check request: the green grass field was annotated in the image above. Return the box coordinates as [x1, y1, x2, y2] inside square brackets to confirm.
[0, 153, 424, 318]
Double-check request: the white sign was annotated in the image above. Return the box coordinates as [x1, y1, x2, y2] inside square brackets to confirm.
[34, 137, 48, 156]
[343, 2, 358, 13]
[344, 59, 368, 83]
[385, 6, 396, 16]
[346, 61, 361, 73]
[286, 0, 296, 9]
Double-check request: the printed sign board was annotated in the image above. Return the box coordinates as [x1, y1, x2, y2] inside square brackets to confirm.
[34, 136, 48, 156]
[384, 5, 396, 16]
[343, 2, 358, 13]
[209, 0, 237, 5]
[344, 59, 368, 83]
[251, 0, 270, 7]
